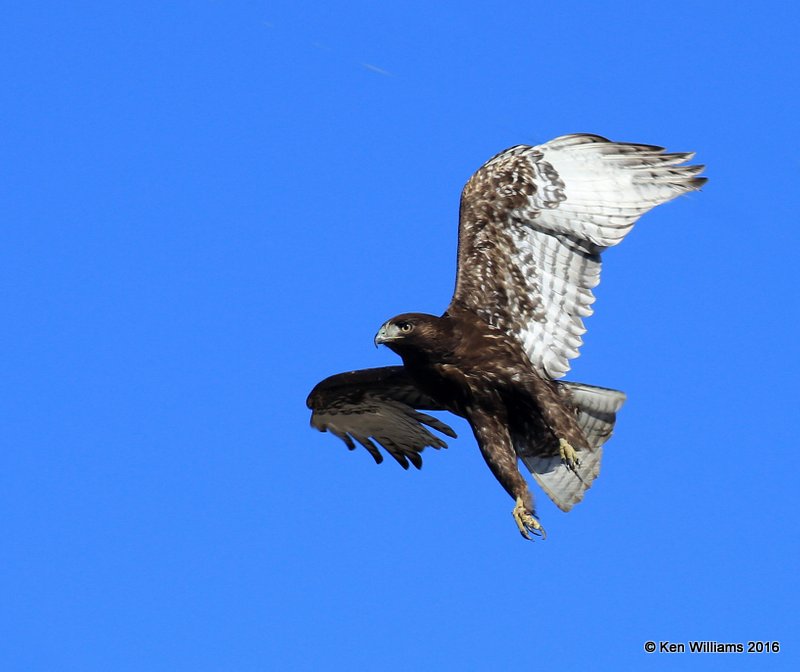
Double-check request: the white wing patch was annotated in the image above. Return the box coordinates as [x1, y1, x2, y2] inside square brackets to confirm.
[515, 230, 599, 378]
[450, 134, 706, 379]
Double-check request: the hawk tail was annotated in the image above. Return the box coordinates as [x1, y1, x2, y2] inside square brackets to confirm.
[520, 382, 626, 511]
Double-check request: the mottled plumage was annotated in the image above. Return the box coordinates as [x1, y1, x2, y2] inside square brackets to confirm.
[307, 133, 705, 539]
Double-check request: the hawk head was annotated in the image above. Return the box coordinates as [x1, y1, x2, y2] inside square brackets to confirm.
[374, 313, 451, 360]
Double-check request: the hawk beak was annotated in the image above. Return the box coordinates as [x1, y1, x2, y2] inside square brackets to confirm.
[374, 324, 388, 348]
[375, 322, 399, 347]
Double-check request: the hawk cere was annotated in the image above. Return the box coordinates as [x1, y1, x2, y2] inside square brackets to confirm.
[307, 134, 705, 539]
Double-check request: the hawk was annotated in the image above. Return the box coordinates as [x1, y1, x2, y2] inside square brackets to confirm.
[306, 133, 705, 539]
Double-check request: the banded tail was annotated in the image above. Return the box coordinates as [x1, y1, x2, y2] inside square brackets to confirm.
[519, 382, 626, 512]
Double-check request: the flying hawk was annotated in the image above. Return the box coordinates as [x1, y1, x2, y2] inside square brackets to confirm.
[307, 133, 705, 539]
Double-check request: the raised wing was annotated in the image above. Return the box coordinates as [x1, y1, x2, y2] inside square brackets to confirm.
[448, 133, 706, 379]
[306, 366, 456, 469]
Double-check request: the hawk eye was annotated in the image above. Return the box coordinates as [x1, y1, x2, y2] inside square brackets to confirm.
[398, 321, 413, 333]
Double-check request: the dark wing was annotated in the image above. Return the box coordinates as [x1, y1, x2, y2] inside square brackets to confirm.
[306, 366, 457, 469]
[448, 133, 706, 378]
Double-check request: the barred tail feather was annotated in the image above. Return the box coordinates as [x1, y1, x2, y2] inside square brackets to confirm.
[564, 381, 627, 451]
[520, 382, 626, 512]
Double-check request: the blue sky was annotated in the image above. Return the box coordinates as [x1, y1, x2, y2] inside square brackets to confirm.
[2, 2, 798, 670]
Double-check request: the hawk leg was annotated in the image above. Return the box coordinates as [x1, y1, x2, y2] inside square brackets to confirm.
[468, 405, 547, 541]
[559, 437, 581, 473]
[513, 496, 546, 540]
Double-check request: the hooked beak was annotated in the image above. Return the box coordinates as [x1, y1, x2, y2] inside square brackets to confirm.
[374, 322, 398, 348]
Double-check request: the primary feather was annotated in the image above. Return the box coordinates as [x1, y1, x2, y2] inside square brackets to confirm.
[306, 367, 456, 470]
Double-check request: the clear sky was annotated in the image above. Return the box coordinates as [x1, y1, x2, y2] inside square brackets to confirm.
[2, 2, 798, 671]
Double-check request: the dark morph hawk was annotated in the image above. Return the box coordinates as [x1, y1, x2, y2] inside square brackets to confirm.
[307, 134, 705, 539]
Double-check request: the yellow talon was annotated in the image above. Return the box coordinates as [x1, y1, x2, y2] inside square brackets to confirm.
[512, 496, 546, 540]
[559, 438, 581, 471]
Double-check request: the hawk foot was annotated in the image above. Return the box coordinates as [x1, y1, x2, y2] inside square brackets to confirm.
[512, 496, 546, 541]
[559, 438, 581, 473]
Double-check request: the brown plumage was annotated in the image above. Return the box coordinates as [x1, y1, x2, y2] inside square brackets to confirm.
[307, 133, 706, 539]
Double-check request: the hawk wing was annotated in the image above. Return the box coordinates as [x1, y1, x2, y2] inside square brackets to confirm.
[448, 133, 706, 379]
[306, 366, 456, 469]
